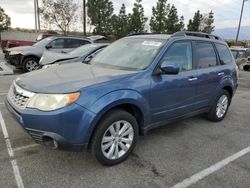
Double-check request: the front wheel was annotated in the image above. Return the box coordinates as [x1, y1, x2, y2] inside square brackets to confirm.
[207, 90, 231, 122]
[22, 57, 39, 72]
[91, 109, 138, 166]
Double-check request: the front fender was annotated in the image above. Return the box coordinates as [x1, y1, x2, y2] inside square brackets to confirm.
[89, 89, 150, 132]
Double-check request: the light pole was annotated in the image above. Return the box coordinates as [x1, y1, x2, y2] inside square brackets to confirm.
[83, 0, 86, 36]
[36, 0, 40, 31]
[236, 0, 248, 43]
[34, 0, 38, 33]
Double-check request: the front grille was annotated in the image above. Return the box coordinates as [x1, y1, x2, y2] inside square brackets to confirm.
[7, 82, 34, 110]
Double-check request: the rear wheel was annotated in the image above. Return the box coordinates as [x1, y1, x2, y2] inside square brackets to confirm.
[207, 90, 231, 122]
[22, 57, 39, 72]
[91, 109, 138, 166]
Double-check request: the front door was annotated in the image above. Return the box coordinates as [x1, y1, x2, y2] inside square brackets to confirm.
[150, 41, 198, 123]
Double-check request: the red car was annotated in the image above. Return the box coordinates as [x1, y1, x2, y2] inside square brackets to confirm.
[1, 33, 56, 53]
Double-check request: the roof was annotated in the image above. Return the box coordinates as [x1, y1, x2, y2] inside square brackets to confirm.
[91, 43, 109, 47]
[230, 47, 249, 51]
[126, 32, 225, 43]
[46, 35, 92, 41]
[126, 34, 171, 40]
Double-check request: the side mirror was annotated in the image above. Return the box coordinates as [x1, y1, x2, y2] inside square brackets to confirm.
[160, 61, 180, 75]
[45, 45, 52, 49]
[84, 55, 93, 64]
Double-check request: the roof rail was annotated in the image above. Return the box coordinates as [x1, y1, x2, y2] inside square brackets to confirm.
[127, 32, 160, 37]
[172, 31, 222, 40]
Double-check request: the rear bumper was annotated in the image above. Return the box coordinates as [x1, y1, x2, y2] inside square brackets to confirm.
[5, 99, 96, 151]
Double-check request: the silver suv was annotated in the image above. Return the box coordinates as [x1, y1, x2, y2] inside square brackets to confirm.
[5, 36, 92, 72]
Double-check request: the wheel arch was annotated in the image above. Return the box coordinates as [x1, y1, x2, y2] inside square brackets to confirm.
[87, 101, 147, 148]
[21, 55, 40, 64]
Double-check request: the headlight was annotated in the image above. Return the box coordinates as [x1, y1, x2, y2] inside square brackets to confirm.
[42, 64, 59, 69]
[27, 93, 80, 111]
[9, 51, 23, 55]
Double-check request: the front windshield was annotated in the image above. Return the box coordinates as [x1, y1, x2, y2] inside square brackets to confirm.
[91, 38, 164, 70]
[33, 37, 54, 48]
[68, 44, 99, 57]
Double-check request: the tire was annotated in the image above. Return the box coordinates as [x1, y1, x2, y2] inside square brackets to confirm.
[207, 90, 231, 122]
[243, 65, 250, 71]
[22, 57, 39, 72]
[91, 109, 138, 166]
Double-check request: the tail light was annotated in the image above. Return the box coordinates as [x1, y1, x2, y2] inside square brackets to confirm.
[235, 66, 240, 78]
[248, 56, 250, 61]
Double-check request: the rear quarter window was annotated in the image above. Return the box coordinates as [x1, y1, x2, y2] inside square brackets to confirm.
[216, 44, 234, 64]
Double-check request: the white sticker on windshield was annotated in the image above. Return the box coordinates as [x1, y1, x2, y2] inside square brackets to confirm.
[142, 41, 162, 47]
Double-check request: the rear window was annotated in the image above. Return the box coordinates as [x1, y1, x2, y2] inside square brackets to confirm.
[216, 44, 233, 64]
[196, 42, 217, 69]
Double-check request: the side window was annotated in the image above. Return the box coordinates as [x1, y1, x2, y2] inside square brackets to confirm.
[160, 41, 193, 71]
[216, 44, 233, 64]
[196, 42, 217, 69]
[67, 39, 91, 48]
[49, 39, 65, 49]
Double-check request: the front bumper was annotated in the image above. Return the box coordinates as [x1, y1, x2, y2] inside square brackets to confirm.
[5, 99, 96, 151]
[5, 54, 23, 67]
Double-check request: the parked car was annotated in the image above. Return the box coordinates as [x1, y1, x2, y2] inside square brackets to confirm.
[1, 32, 58, 53]
[2, 40, 35, 53]
[5, 36, 92, 72]
[230, 47, 250, 68]
[40, 43, 108, 69]
[5, 32, 238, 166]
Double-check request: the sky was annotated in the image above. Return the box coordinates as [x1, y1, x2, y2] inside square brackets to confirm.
[1, 0, 250, 31]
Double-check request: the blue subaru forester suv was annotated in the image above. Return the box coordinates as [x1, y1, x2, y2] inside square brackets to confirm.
[6, 32, 238, 165]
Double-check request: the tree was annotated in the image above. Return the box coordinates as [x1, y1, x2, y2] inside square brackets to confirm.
[177, 16, 185, 31]
[128, 0, 148, 33]
[149, 0, 169, 33]
[201, 11, 215, 34]
[0, 6, 11, 33]
[40, 0, 78, 35]
[187, 10, 203, 32]
[111, 4, 129, 39]
[166, 5, 181, 34]
[87, 0, 114, 36]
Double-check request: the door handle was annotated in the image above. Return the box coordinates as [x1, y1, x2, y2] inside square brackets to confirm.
[218, 72, 224, 76]
[188, 77, 198, 81]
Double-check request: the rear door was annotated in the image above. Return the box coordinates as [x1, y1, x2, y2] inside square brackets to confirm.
[66, 39, 91, 52]
[194, 41, 224, 109]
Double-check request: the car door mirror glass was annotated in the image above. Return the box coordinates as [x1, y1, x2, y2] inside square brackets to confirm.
[160, 61, 180, 75]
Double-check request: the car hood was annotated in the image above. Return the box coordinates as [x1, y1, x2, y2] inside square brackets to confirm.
[40, 51, 78, 65]
[16, 63, 137, 93]
[8, 45, 38, 52]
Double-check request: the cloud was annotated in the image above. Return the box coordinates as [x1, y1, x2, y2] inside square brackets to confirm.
[1, 0, 35, 28]
[1, 0, 250, 31]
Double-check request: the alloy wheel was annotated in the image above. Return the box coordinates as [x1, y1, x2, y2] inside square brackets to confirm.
[101, 120, 134, 160]
[26, 60, 39, 71]
[216, 94, 229, 118]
